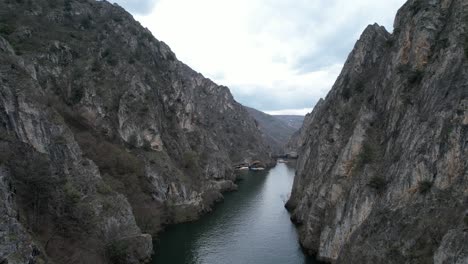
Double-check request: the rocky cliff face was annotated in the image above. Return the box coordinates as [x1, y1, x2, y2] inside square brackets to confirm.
[287, 0, 468, 263]
[0, 0, 270, 263]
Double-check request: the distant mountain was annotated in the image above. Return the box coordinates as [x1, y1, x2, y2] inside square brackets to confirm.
[273, 115, 305, 130]
[245, 107, 303, 153]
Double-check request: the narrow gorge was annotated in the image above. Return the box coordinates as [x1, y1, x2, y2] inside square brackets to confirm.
[0, 0, 467, 264]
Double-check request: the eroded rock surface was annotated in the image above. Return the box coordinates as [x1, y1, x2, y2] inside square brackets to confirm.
[0, 0, 271, 263]
[287, 0, 468, 263]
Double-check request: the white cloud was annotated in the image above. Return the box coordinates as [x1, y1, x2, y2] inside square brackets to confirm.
[266, 108, 313, 116]
[125, 0, 407, 112]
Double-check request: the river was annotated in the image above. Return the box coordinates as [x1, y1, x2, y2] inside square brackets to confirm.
[152, 163, 320, 264]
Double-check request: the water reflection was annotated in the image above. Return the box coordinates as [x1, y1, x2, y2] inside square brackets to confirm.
[153, 163, 320, 264]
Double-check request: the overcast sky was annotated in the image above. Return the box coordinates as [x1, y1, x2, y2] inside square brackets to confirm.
[112, 0, 406, 115]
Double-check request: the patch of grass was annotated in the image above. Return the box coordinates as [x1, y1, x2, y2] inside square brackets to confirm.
[417, 180, 433, 194]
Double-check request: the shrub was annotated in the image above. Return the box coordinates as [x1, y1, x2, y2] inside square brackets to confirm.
[76, 132, 144, 177]
[64, 0, 72, 12]
[106, 240, 128, 264]
[408, 69, 424, 84]
[102, 48, 111, 58]
[80, 16, 92, 29]
[359, 142, 376, 165]
[0, 23, 15, 35]
[418, 180, 433, 194]
[10, 151, 61, 230]
[342, 87, 352, 100]
[96, 182, 113, 195]
[127, 134, 138, 148]
[355, 80, 365, 93]
[70, 87, 84, 105]
[0, 130, 15, 142]
[183, 151, 199, 169]
[368, 176, 387, 191]
[64, 182, 81, 204]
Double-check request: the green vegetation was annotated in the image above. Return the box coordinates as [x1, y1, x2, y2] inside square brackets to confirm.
[408, 69, 424, 85]
[70, 87, 84, 105]
[76, 132, 144, 177]
[183, 151, 199, 169]
[417, 180, 433, 194]
[106, 240, 128, 264]
[64, 0, 72, 12]
[64, 182, 81, 204]
[355, 80, 365, 93]
[9, 150, 60, 230]
[96, 181, 113, 195]
[0, 23, 15, 35]
[358, 142, 376, 165]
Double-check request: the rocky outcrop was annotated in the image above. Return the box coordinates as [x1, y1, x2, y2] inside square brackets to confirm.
[287, 0, 468, 263]
[0, 0, 270, 263]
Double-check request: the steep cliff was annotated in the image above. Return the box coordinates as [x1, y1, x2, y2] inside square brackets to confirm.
[0, 0, 270, 263]
[287, 0, 468, 263]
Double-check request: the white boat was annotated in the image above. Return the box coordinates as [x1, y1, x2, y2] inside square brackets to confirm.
[249, 167, 265, 171]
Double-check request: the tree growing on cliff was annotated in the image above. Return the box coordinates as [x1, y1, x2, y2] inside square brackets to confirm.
[10, 150, 60, 231]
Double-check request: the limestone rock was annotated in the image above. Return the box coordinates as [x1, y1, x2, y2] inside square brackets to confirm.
[0, 0, 271, 263]
[287, 0, 468, 262]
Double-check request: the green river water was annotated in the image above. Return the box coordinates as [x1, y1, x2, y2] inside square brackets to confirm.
[152, 163, 321, 264]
